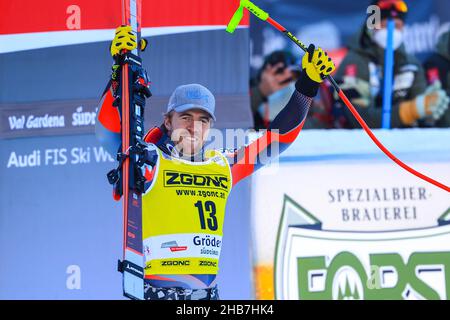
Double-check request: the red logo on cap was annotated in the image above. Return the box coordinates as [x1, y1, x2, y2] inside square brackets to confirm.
[345, 64, 358, 77]
[427, 68, 440, 83]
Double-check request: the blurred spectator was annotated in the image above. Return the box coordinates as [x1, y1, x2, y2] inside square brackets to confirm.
[333, 0, 449, 128]
[423, 30, 450, 127]
[250, 50, 333, 129]
[250, 50, 300, 129]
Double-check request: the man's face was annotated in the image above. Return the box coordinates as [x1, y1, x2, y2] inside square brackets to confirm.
[164, 108, 212, 156]
[370, 17, 405, 50]
[380, 18, 404, 31]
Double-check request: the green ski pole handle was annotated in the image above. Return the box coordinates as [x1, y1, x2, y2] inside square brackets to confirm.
[226, 0, 268, 33]
[226, 5, 244, 33]
[226, 0, 308, 52]
[242, 0, 269, 21]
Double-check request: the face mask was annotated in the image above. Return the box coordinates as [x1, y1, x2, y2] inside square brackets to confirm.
[372, 28, 404, 50]
[258, 82, 296, 123]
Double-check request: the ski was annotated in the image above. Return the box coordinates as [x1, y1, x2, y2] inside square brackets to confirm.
[114, 0, 150, 300]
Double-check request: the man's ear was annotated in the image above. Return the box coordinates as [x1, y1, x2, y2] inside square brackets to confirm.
[164, 116, 172, 132]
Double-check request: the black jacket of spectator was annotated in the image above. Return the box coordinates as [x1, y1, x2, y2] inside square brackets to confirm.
[333, 25, 427, 128]
[423, 31, 450, 127]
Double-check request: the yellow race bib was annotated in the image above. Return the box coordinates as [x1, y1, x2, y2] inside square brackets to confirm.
[142, 148, 232, 275]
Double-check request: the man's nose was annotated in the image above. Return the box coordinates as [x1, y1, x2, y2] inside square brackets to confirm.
[191, 120, 203, 134]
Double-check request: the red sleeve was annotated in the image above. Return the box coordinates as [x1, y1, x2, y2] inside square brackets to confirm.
[229, 90, 312, 186]
[97, 80, 121, 134]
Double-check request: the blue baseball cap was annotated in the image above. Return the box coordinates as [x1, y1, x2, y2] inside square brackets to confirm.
[167, 84, 216, 121]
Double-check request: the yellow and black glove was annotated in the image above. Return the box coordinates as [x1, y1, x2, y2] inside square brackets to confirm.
[302, 44, 335, 83]
[295, 44, 335, 97]
[110, 25, 148, 57]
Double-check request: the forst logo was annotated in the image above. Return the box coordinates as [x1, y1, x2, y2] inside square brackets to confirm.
[274, 195, 450, 300]
[164, 171, 228, 190]
[297, 251, 450, 300]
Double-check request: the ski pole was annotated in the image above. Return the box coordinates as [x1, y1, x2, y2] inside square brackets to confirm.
[226, 0, 450, 193]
